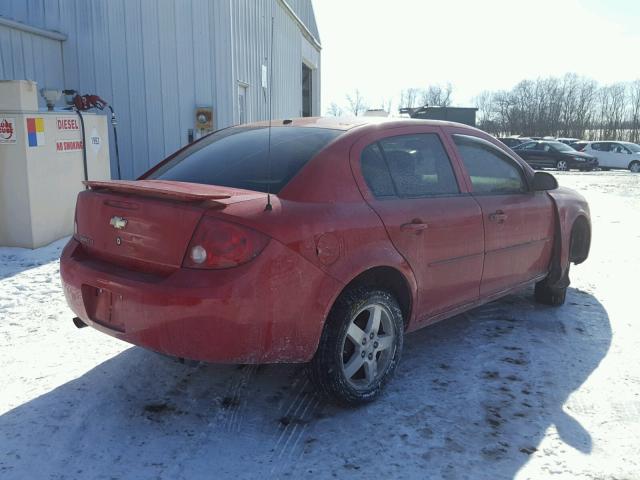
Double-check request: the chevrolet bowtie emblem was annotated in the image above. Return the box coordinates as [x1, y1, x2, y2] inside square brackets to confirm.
[110, 216, 128, 230]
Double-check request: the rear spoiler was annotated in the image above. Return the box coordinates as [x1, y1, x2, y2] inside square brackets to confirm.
[83, 180, 232, 203]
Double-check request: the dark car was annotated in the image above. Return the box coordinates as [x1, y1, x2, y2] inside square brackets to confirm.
[557, 137, 581, 145]
[514, 140, 598, 171]
[498, 136, 532, 148]
[570, 141, 588, 151]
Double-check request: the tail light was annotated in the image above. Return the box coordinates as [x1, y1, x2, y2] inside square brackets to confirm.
[183, 217, 269, 269]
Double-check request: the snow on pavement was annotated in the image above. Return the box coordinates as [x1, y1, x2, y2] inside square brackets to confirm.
[1, 171, 639, 479]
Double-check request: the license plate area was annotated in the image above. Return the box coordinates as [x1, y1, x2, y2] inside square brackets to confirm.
[81, 285, 125, 332]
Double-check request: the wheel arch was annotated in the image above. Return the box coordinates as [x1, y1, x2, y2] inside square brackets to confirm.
[569, 215, 591, 265]
[545, 189, 592, 288]
[329, 265, 415, 331]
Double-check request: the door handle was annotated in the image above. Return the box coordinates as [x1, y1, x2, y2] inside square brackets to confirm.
[401, 219, 429, 233]
[489, 210, 508, 223]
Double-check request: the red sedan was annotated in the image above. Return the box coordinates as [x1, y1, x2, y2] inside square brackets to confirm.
[60, 118, 591, 404]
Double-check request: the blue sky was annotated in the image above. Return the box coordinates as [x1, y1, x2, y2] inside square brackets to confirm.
[312, 0, 640, 113]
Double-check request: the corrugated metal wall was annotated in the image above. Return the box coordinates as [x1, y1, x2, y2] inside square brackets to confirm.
[0, 0, 320, 178]
[231, 0, 321, 121]
[286, 0, 320, 42]
[0, 23, 64, 105]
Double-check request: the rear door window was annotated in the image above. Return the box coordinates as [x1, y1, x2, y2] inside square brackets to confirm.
[453, 134, 527, 195]
[612, 143, 630, 154]
[592, 142, 610, 152]
[360, 143, 395, 197]
[519, 142, 537, 150]
[146, 126, 342, 193]
[360, 133, 460, 198]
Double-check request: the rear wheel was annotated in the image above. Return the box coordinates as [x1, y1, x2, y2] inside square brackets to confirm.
[556, 160, 569, 171]
[308, 287, 403, 405]
[629, 161, 640, 173]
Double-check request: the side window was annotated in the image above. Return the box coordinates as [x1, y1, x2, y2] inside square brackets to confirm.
[598, 142, 612, 152]
[378, 134, 459, 197]
[612, 143, 629, 154]
[453, 134, 527, 195]
[361, 143, 395, 197]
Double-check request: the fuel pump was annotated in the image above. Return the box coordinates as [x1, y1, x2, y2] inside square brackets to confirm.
[63, 90, 122, 180]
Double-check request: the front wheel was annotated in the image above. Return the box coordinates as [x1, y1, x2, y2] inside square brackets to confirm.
[308, 287, 404, 405]
[556, 160, 569, 171]
[630, 161, 640, 173]
[534, 279, 567, 306]
[535, 263, 570, 306]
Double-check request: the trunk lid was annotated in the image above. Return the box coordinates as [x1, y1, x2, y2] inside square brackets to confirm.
[75, 180, 266, 272]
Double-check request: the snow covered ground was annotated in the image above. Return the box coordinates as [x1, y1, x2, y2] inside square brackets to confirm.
[1, 171, 639, 480]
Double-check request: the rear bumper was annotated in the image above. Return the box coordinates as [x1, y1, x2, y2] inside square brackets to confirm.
[60, 238, 341, 363]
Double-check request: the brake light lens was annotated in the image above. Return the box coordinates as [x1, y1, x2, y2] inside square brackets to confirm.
[183, 217, 270, 269]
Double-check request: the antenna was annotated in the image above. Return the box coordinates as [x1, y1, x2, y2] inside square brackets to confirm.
[264, 15, 275, 212]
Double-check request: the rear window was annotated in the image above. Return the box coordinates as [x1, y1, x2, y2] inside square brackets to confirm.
[146, 126, 342, 193]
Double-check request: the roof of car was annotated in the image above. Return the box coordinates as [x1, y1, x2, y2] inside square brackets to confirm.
[581, 140, 629, 144]
[242, 116, 476, 132]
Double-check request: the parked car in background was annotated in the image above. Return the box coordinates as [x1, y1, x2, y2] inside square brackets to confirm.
[514, 140, 598, 171]
[580, 141, 640, 172]
[557, 137, 581, 145]
[498, 136, 533, 148]
[570, 141, 588, 151]
[60, 118, 592, 405]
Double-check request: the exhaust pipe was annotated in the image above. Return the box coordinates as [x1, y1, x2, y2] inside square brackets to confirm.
[72, 317, 88, 329]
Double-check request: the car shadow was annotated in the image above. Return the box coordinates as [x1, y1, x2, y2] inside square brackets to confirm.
[0, 287, 611, 479]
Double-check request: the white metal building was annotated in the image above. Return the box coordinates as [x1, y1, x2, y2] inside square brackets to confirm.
[0, 0, 321, 178]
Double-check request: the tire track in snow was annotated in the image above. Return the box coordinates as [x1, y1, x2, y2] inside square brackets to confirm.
[220, 364, 259, 433]
[267, 373, 325, 478]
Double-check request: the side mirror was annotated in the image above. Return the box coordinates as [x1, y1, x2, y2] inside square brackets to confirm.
[533, 171, 558, 191]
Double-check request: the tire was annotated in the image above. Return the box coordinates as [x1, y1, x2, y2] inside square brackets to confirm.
[535, 258, 570, 306]
[307, 287, 404, 405]
[556, 159, 569, 171]
[629, 161, 640, 173]
[534, 279, 567, 306]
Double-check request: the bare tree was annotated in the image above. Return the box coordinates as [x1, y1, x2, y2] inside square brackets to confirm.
[474, 90, 500, 134]
[345, 90, 368, 116]
[629, 80, 640, 143]
[405, 74, 640, 140]
[573, 78, 597, 139]
[596, 84, 627, 140]
[399, 88, 420, 109]
[326, 102, 343, 117]
[420, 83, 453, 107]
[380, 98, 393, 115]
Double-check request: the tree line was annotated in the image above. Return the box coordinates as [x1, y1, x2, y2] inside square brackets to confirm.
[327, 74, 640, 143]
[475, 74, 640, 142]
[327, 83, 454, 117]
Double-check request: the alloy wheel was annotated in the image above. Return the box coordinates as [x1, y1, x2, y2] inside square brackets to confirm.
[340, 303, 396, 390]
[630, 162, 640, 173]
[556, 160, 569, 171]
